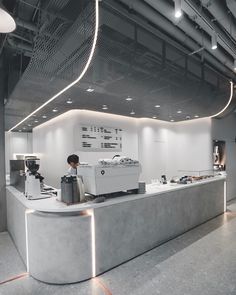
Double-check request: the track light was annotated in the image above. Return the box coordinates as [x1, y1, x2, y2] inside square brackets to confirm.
[234, 60, 236, 71]
[211, 33, 217, 50]
[0, 4, 16, 33]
[174, 0, 182, 18]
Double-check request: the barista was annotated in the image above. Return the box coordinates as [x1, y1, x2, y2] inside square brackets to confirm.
[67, 154, 79, 175]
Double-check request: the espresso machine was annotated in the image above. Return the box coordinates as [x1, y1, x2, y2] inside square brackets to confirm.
[25, 158, 44, 200]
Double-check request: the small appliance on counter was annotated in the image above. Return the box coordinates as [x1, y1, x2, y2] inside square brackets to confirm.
[61, 175, 85, 205]
[25, 158, 47, 200]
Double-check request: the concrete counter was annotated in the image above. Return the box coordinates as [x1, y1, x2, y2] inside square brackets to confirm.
[6, 176, 226, 284]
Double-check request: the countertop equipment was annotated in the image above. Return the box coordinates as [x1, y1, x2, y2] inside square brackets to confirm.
[25, 158, 46, 200]
[77, 157, 141, 196]
[10, 160, 25, 192]
[61, 175, 85, 204]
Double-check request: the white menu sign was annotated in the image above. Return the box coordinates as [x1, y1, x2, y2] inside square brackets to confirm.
[79, 125, 122, 151]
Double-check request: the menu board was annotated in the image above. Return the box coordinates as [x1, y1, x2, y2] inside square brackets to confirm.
[79, 125, 122, 151]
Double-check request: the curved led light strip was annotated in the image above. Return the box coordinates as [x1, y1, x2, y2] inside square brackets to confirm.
[9, 0, 99, 132]
[210, 81, 234, 118]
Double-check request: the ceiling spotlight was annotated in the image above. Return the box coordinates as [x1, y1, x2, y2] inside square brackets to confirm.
[194, 115, 199, 118]
[52, 108, 58, 112]
[66, 98, 73, 104]
[126, 96, 133, 101]
[0, 4, 16, 33]
[86, 87, 94, 92]
[177, 110, 182, 114]
[155, 105, 160, 108]
[42, 115, 47, 119]
[152, 116, 157, 119]
[211, 32, 217, 50]
[174, 0, 182, 18]
[34, 120, 39, 123]
[102, 105, 108, 110]
[170, 119, 175, 122]
[27, 124, 32, 127]
[130, 110, 135, 115]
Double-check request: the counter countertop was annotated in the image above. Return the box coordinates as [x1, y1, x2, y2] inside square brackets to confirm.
[6, 176, 226, 213]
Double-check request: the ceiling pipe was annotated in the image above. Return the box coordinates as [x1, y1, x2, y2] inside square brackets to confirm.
[180, 0, 236, 57]
[9, 33, 32, 44]
[7, 38, 32, 52]
[200, 0, 236, 38]
[118, 0, 234, 78]
[143, 0, 234, 70]
[16, 18, 38, 32]
[226, 0, 236, 19]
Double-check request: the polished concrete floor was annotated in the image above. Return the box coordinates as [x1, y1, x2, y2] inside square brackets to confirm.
[1, 201, 236, 295]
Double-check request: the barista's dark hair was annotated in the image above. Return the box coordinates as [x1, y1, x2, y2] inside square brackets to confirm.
[67, 154, 79, 164]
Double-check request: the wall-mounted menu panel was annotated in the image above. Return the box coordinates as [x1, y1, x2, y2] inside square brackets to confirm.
[79, 125, 122, 151]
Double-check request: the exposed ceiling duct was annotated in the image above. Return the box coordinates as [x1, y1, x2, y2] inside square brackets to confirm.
[118, 0, 235, 79]
[200, 0, 236, 39]
[144, 0, 235, 71]
[226, 0, 236, 19]
[181, 0, 236, 57]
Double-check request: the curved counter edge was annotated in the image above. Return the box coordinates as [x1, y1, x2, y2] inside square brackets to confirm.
[6, 177, 226, 284]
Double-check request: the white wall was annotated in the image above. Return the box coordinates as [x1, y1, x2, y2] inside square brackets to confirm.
[138, 119, 170, 182]
[33, 110, 139, 188]
[5, 132, 33, 174]
[138, 118, 212, 182]
[33, 110, 213, 188]
[167, 118, 213, 177]
[212, 114, 236, 201]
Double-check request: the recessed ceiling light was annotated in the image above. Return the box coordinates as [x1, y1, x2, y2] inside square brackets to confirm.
[66, 99, 73, 104]
[18, 129, 22, 132]
[155, 105, 160, 108]
[42, 115, 47, 119]
[52, 108, 58, 112]
[194, 115, 199, 118]
[170, 119, 175, 122]
[86, 87, 94, 92]
[34, 120, 39, 123]
[130, 110, 135, 115]
[23, 127, 26, 130]
[152, 116, 157, 119]
[27, 124, 32, 127]
[0, 6, 16, 33]
[102, 105, 108, 110]
[177, 110, 182, 114]
[126, 96, 133, 101]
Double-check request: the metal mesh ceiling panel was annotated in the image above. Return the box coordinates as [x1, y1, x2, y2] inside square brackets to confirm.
[5, 0, 97, 129]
